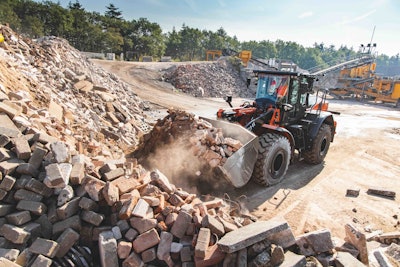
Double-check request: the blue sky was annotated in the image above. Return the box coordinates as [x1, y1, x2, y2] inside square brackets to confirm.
[47, 0, 398, 56]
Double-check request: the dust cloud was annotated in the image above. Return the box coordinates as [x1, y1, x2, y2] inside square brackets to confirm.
[139, 135, 231, 195]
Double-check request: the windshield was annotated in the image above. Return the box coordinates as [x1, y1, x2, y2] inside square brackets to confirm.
[256, 74, 289, 106]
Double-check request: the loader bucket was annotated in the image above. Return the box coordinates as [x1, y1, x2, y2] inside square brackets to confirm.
[200, 117, 259, 188]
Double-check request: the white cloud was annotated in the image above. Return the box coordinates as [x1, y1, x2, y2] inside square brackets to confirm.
[298, 11, 313, 19]
[338, 9, 376, 25]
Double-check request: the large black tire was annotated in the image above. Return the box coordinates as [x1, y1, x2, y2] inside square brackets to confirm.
[303, 124, 332, 164]
[252, 133, 291, 186]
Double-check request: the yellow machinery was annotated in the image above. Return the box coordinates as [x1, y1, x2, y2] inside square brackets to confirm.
[205, 50, 222, 61]
[333, 61, 400, 106]
[205, 50, 252, 67]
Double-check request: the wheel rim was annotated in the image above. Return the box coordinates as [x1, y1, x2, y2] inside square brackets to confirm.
[319, 138, 327, 156]
[271, 151, 285, 178]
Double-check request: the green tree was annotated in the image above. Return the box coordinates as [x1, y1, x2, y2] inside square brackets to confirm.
[0, 0, 21, 30]
[178, 25, 203, 61]
[165, 27, 181, 59]
[129, 18, 165, 59]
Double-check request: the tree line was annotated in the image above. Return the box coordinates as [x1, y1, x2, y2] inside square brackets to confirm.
[0, 0, 399, 75]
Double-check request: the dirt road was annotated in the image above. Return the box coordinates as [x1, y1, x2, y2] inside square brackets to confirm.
[93, 59, 400, 239]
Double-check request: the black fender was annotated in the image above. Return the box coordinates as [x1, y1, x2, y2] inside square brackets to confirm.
[307, 112, 336, 142]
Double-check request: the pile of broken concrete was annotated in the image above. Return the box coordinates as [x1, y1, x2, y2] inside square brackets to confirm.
[0, 24, 399, 267]
[162, 58, 254, 98]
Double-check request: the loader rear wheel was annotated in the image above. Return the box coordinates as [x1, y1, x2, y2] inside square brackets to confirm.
[252, 133, 291, 186]
[303, 124, 331, 164]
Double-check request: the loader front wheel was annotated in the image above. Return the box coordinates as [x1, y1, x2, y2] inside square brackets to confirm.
[252, 133, 291, 186]
[303, 124, 332, 164]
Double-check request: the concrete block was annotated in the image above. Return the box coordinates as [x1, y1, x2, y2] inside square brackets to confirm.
[373, 249, 393, 267]
[168, 193, 185, 207]
[99, 231, 119, 267]
[280, 251, 307, 267]
[28, 146, 47, 170]
[0, 148, 12, 161]
[296, 228, 334, 256]
[194, 243, 225, 267]
[55, 228, 80, 258]
[44, 163, 69, 188]
[0, 113, 21, 137]
[112, 226, 122, 240]
[111, 176, 139, 194]
[202, 215, 225, 237]
[345, 223, 369, 265]
[132, 228, 160, 253]
[131, 198, 150, 218]
[122, 252, 144, 267]
[117, 240, 132, 259]
[79, 196, 99, 211]
[5, 210, 31, 225]
[102, 181, 119, 206]
[13, 137, 31, 160]
[142, 247, 157, 263]
[70, 162, 85, 184]
[125, 228, 139, 241]
[81, 210, 104, 226]
[116, 219, 130, 234]
[181, 246, 193, 262]
[14, 188, 43, 202]
[56, 186, 73, 207]
[0, 175, 16, 191]
[1, 257, 25, 267]
[157, 231, 173, 261]
[130, 217, 157, 234]
[218, 219, 295, 253]
[236, 248, 247, 267]
[0, 224, 30, 244]
[48, 100, 63, 121]
[150, 170, 174, 193]
[29, 237, 59, 258]
[35, 215, 53, 239]
[31, 254, 52, 267]
[103, 167, 125, 181]
[0, 248, 19, 261]
[16, 200, 47, 215]
[50, 141, 69, 163]
[22, 222, 41, 241]
[171, 210, 192, 239]
[195, 228, 210, 259]
[335, 251, 364, 267]
[84, 176, 105, 201]
[52, 215, 81, 235]
[0, 204, 13, 216]
[24, 178, 53, 197]
[0, 135, 10, 147]
[0, 158, 25, 176]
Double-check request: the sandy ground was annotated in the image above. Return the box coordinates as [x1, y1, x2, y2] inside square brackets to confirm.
[93, 60, 400, 240]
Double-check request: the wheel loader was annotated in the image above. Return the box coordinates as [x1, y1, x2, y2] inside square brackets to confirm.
[202, 70, 337, 188]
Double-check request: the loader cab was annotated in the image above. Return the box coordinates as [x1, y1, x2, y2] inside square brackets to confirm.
[254, 72, 290, 109]
[254, 70, 316, 125]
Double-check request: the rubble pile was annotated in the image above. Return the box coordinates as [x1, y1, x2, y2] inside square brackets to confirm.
[0, 25, 152, 158]
[162, 59, 253, 98]
[0, 24, 399, 266]
[134, 109, 242, 168]
[132, 109, 244, 193]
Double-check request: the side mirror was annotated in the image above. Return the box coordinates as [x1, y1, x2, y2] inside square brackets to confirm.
[224, 96, 233, 108]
